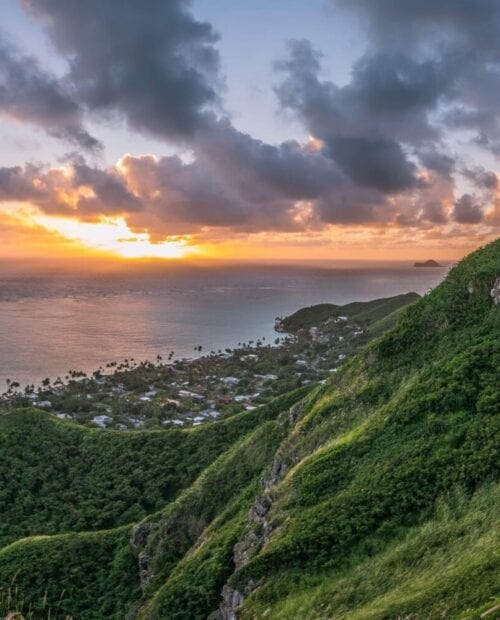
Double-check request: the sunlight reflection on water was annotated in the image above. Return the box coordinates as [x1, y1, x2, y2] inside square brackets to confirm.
[0, 264, 448, 386]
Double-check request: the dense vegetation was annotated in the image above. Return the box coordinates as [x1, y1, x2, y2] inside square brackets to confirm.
[279, 291, 420, 332]
[0, 240, 498, 619]
[0, 388, 309, 548]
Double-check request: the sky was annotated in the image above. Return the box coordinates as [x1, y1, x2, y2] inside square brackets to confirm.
[0, 0, 499, 262]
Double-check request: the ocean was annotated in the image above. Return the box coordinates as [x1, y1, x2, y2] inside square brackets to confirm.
[0, 262, 449, 387]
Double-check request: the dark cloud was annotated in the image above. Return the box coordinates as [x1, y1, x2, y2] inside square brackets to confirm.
[197, 119, 343, 201]
[420, 201, 447, 225]
[333, 0, 500, 155]
[335, 0, 500, 49]
[23, 0, 221, 141]
[70, 163, 142, 215]
[0, 161, 141, 218]
[315, 186, 387, 224]
[1, 1, 498, 240]
[0, 35, 101, 151]
[452, 194, 484, 224]
[418, 149, 455, 179]
[462, 166, 498, 190]
[326, 137, 417, 193]
[275, 40, 421, 192]
[271, 3, 500, 230]
[0, 165, 41, 201]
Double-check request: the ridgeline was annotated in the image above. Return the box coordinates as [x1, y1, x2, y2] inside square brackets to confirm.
[0, 240, 499, 619]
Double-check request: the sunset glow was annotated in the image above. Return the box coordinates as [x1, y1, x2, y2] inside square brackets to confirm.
[0, 0, 498, 263]
[35, 215, 192, 259]
[2, 205, 192, 259]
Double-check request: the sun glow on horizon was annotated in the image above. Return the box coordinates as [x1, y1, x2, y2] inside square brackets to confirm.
[11, 206, 193, 259]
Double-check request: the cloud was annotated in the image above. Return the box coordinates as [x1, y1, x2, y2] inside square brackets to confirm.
[332, 0, 500, 155]
[452, 194, 484, 224]
[0, 0, 498, 247]
[70, 163, 142, 215]
[0, 161, 140, 219]
[462, 166, 498, 190]
[275, 40, 422, 192]
[22, 0, 222, 141]
[0, 34, 101, 151]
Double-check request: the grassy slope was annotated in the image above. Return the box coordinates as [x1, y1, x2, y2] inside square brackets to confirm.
[0, 389, 311, 618]
[0, 527, 139, 619]
[0, 240, 498, 619]
[231, 239, 500, 618]
[280, 291, 420, 332]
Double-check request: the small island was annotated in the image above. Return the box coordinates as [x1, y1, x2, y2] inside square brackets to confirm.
[414, 259, 442, 268]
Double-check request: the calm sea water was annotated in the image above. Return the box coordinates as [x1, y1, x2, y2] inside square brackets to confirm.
[0, 262, 449, 387]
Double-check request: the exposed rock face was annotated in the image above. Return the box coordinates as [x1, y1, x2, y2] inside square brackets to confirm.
[491, 277, 500, 305]
[288, 401, 305, 425]
[264, 459, 287, 493]
[137, 552, 151, 588]
[208, 583, 256, 620]
[130, 521, 154, 588]
[210, 399, 306, 618]
[130, 521, 152, 549]
[233, 495, 272, 569]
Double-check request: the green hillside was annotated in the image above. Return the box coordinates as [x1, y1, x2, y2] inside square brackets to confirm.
[279, 291, 420, 332]
[0, 240, 499, 619]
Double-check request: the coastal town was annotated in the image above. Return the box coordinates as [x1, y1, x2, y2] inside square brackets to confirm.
[0, 294, 417, 430]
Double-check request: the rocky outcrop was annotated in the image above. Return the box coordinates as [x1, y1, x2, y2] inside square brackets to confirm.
[209, 399, 306, 619]
[130, 521, 152, 549]
[287, 400, 305, 425]
[208, 582, 257, 620]
[130, 521, 155, 588]
[490, 277, 500, 305]
[233, 495, 272, 569]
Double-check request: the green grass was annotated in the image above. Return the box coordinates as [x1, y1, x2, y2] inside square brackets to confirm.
[280, 292, 420, 331]
[0, 527, 138, 619]
[242, 483, 500, 619]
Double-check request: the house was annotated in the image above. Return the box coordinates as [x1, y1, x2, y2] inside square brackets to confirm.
[240, 354, 259, 362]
[178, 390, 204, 400]
[200, 409, 220, 418]
[92, 414, 113, 428]
[127, 417, 145, 428]
[221, 376, 240, 386]
[254, 373, 278, 381]
[234, 394, 251, 403]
